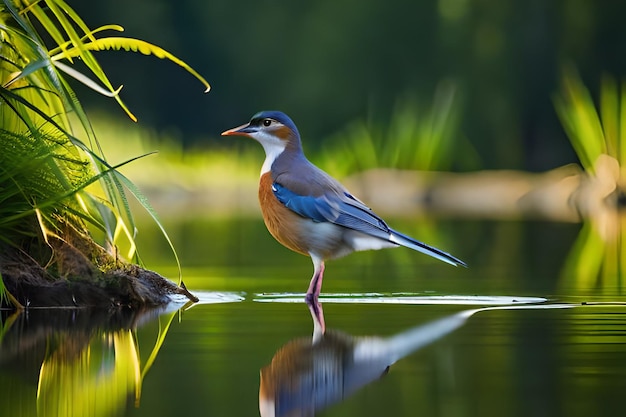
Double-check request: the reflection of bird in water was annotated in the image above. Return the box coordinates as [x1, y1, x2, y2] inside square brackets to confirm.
[222, 111, 466, 301]
[259, 299, 482, 417]
[259, 328, 389, 417]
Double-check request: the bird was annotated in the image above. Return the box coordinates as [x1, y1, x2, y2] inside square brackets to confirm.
[222, 110, 466, 301]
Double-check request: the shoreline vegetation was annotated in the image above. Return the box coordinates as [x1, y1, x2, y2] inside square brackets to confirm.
[0, 0, 207, 310]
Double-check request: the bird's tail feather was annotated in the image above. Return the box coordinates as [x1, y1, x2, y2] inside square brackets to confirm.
[389, 229, 467, 267]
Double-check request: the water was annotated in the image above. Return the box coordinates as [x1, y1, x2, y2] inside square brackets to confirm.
[1, 218, 625, 417]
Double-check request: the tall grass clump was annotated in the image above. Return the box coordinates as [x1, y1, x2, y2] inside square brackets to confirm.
[319, 81, 464, 177]
[555, 68, 626, 293]
[554, 68, 626, 195]
[0, 0, 208, 308]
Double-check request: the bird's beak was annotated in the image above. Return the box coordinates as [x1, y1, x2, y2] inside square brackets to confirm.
[221, 123, 256, 137]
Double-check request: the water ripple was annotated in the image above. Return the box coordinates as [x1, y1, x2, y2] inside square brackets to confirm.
[175, 291, 245, 306]
[253, 293, 549, 305]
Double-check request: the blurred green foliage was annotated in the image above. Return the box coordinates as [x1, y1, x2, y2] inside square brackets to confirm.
[555, 69, 626, 182]
[68, 0, 625, 171]
[319, 81, 475, 176]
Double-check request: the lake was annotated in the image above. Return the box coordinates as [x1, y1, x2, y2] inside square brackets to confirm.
[1, 217, 625, 417]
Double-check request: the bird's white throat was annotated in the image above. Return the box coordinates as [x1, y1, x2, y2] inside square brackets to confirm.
[257, 132, 287, 176]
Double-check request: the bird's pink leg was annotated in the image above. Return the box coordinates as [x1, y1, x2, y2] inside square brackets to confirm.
[305, 255, 325, 302]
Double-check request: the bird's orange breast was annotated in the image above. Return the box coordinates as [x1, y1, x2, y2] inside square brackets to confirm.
[259, 172, 310, 256]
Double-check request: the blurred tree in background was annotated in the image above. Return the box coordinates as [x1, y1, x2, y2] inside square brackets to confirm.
[70, 0, 626, 172]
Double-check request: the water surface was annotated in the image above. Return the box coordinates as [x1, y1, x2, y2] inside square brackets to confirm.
[1, 218, 625, 417]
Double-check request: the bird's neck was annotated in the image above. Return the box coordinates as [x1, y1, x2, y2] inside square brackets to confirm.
[260, 138, 304, 177]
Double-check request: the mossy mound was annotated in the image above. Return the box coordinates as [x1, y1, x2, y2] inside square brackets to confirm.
[0, 223, 197, 309]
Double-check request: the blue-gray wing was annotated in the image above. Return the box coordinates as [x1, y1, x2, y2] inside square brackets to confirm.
[272, 181, 467, 267]
[272, 182, 392, 240]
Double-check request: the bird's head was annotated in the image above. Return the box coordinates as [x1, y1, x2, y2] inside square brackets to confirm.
[222, 111, 304, 175]
[221, 110, 301, 148]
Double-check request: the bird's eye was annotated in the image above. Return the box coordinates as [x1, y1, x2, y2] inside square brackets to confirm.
[262, 119, 272, 127]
